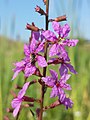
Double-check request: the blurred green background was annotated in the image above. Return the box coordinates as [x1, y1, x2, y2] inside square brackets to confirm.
[0, 0, 90, 120]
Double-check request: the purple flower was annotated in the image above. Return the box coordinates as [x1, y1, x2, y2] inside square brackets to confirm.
[42, 69, 71, 102]
[12, 36, 47, 79]
[24, 38, 46, 66]
[12, 57, 37, 80]
[61, 97, 73, 109]
[24, 38, 47, 77]
[11, 82, 30, 117]
[42, 21, 78, 57]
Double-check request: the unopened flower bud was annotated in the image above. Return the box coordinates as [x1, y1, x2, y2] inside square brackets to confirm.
[4, 116, 10, 120]
[23, 103, 34, 108]
[43, 100, 61, 111]
[43, 0, 47, 5]
[14, 84, 22, 89]
[6, 108, 13, 113]
[55, 15, 67, 22]
[10, 90, 17, 98]
[26, 23, 39, 31]
[35, 5, 47, 16]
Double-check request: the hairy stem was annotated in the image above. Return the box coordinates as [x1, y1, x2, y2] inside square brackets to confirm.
[38, 0, 49, 120]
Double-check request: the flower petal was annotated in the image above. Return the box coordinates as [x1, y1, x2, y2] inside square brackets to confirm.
[30, 38, 37, 53]
[32, 31, 40, 40]
[50, 85, 58, 98]
[42, 77, 55, 87]
[49, 43, 59, 57]
[13, 103, 21, 117]
[50, 69, 58, 80]
[62, 39, 79, 47]
[14, 60, 25, 67]
[60, 74, 71, 83]
[52, 21, 61, 35]
[62, 83, 71, 90]
[18, 82, 30, 98]
[62, 97, 73, 109]
[12, 68, 22, 80]
[58, 45, 70, 61]
[37, 55, 47, 67]
[61, 24, 70, 38]
[24, 44, 30, 56]
[59, 64, 68, 76]
[11, 98, 22, 108]
[36, 41, 44, 53]
[58, 89, 66, 102]
[25, 63, 36, 77]
[65, 63, 77, 74]
[42, 30, 57, 42]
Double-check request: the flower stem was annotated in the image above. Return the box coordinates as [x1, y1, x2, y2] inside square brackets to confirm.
[38, 0, 49, 120]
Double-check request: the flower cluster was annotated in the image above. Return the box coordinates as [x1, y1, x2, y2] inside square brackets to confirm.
[11, 21, 78, 118]
[12, 31, 47, 80]
[41, 21, 78, 108]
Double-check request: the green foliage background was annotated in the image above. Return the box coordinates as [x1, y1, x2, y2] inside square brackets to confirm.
[0, 36, 90, 120]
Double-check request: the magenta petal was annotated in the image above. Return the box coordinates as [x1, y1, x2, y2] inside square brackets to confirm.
[65, 63, 77, 74]
[32, 31, 40, 40]
[42, 30, 57, 42]
[14, 60, 25, 67]
[50, 85, 58, 98]
[30, 38, 37, 53]
[59, 64, 68, 76]
[12, 68, 22, 80]
[70, 39, 79, 46]
[50, 69, 58, 80]
[62, 97, 73, 109]
[12, 60, 25, 80]
[42, 77, 55, 87]
[25, 64, 36, 77]
[13, 103, 21, 117]
[49, 43, 59, 57]
[60, 74, 71, 83]
[61, 24, 70, 38]
[37, 55, 47, 67]
[58, 89, 66, 102]
[52, 21, 61, 34]
[18, 82, 30, 98]
[11, 98, 22, 108]
[24, 44, 30, 56]
[58, 45, 70, 61]
[36, 42, 44, 53]
[62, 83, 71, 90]
[63, 39, 79, 47]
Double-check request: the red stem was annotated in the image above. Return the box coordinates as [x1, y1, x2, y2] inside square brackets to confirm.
[38, 0, 49, 120]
